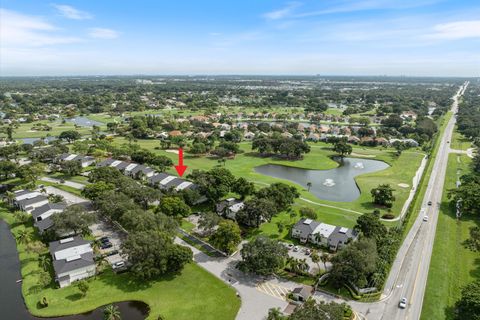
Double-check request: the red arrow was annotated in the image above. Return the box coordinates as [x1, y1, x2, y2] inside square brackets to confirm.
[174, 148, 188, 177]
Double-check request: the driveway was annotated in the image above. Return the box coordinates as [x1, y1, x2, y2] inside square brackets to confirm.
[174, 237, 289, 320]
[40, 177, 86, 190]
[42, 186, 90, 207]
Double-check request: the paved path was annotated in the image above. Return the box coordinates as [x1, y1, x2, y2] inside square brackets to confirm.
[174, 237, 289, 320]
[255, 153, 428, 223]
[42, 186, 88, 205]
[450, 147, 476, 158]
[40, 177, 86, 190]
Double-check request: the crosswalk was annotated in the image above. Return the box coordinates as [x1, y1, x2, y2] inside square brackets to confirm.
[256, 282, 290, 300]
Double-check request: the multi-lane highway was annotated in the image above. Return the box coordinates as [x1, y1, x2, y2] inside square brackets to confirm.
[343, 81, 469, 320]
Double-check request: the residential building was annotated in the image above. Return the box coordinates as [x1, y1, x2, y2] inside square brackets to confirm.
[32, 202, 66, 233]
[49, 236, 96, 288]
[216, 198, 245, 220]
[16, 195, 49, 212]
[57, 154, 95, 168]
[291, 218, 357, 250]
[291, 218, 320, 243]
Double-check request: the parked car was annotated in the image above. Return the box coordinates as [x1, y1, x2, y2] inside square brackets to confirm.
[423, 216, 429, 222]
[287, 243, 294, 250]
[399, 297, 407, 309]
[99, 236, 110, 243]
[113, 261, 125, 269]
[305, 249, 311, 256]
[100, 241, 113, 249]
[293, 246, 299, 252]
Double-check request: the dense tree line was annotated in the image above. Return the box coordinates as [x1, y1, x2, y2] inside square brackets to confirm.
[252, 136, 310, 159]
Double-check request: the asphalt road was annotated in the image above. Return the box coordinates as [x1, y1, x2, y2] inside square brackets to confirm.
[343, 82, 469, 320]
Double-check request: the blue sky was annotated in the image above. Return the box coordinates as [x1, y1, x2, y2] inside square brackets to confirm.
[1, 0, 479, 76]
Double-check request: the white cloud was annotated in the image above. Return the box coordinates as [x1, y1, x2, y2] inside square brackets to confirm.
[88, 28, 119, 39]
[294, 0, 442, 18]
[427, 20, 480, 39]
[0, 8, 81, 47]
[263, 2, 301, 20]
[52, 4, 92, 20]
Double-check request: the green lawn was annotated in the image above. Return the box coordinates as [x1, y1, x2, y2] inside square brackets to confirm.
[0, 207, 240, 320]
[421, 154, 480, 320]
[450, 126, 471, 151]
[403, 112, 452, 235]
[112, 138, 424, 226]
[3, 120, 106, 140]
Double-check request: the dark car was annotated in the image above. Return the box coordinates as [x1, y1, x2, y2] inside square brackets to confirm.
[428, 201, 432, 206]
[99, 236, 110, 243]
[100, 241, 113, 249]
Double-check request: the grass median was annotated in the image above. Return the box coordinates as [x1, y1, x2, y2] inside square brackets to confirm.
[420, 154, 480, 320]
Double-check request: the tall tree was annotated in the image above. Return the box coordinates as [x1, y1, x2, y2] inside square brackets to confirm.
[51, 204, 96, 236]
[122, 230, 192, 279]
[210, 220, 242, 254]
[59, 130, 81, 143]
[456, 280, 480, 320]
[236, 198, 276, 228]
[233, 177, 255, 199]
[157, 196, 191, 217]
[329, 238, 378, 288]
[370, 184, 396, 208]
[238, 236, 288, 276]
[333, 141, 352, 159]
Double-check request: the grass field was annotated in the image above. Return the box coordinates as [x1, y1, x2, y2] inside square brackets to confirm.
[421, 153, 480, 320]
[402, 111, 452, 235]
[0, 207, 240, 320]
[111, 137, 424, 227]
[450, 126, 471, 151]
[2, 120, 107, 140]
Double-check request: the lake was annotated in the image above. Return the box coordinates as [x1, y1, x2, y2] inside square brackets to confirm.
[0, 220, 149, 320]
[66, 117, 103, 127]
[20, 136, 57, 145]
[254, 157, 390, 202]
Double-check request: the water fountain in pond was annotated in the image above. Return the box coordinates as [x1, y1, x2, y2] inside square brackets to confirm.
[323, 178, 336, 187]
[354, 162, 364, 169]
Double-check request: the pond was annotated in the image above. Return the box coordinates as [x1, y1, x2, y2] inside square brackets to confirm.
[20, 136, 57, 145]
[254, 157, 390, 202]
[0, 220, 149, 320]
[66, 117, 103, 127]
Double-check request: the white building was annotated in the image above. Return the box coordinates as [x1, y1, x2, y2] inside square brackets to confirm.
[49, 236, 96, 288]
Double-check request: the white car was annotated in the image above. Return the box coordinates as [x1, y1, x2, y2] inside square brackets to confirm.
[293, 246, 299, 252]
[423, 216, 429, 222]
[399, 297, 407, 309]
[305, 249, 311, 256]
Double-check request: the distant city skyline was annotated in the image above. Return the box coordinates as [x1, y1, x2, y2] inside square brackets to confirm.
[1, 0, 479, 76]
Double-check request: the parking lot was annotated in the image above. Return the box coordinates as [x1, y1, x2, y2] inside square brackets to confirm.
[89, 219, 127, 268]
[283, 243, 332, 275]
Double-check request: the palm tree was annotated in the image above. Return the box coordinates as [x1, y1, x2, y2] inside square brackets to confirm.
[320, 253, 330, 271]
[16, 229, 31, 245]
[38, 255, 51, 271]
[5, 191, 15, 208]
[306, 182, 312, 191]
[103, 304, 121, 320]
[310, 250, 321, 271]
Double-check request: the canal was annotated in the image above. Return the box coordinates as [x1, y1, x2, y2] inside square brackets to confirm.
[0, 220, 148, 320]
